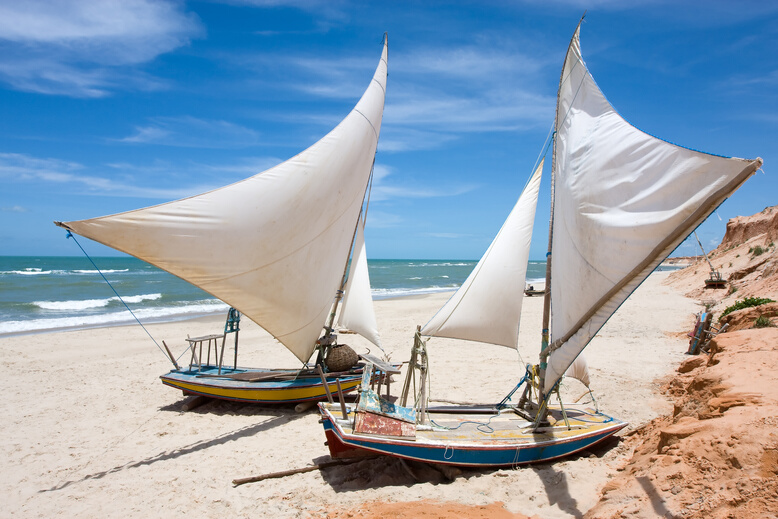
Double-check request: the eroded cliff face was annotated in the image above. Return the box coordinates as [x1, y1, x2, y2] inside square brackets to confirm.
[665, 205, 778, 325]
[720, 205, 778, 250]
[584, 207, 778, 519]
[584, 329, 778, 519]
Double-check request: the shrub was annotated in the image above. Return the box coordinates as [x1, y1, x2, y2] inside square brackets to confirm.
[752, 245, 764, 256]
[720, 297, 776, 321]
[754, 315, 772, 328]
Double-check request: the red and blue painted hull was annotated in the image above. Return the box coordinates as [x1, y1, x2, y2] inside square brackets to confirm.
[319, 402, 627, 467]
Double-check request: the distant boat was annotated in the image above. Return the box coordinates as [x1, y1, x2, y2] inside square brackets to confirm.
[693, 231, 728, 289]
[318, 19, 762, 467]
[56, 36, 391, 405]
[524, 284, 544, 297]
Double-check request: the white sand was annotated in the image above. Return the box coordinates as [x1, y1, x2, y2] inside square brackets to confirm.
[1, 271, 698, 518]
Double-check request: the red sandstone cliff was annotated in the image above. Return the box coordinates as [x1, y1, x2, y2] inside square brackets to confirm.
[666, 205, 778, 323]
[584, 206, 778, 518]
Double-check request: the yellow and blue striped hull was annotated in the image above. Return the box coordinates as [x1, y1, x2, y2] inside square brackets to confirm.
[161, 366, 362, 404]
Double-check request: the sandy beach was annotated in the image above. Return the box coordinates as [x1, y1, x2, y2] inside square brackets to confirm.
[2, 270, 698, 518]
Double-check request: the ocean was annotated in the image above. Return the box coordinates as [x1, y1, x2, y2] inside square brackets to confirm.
[0, 256, 548, 337]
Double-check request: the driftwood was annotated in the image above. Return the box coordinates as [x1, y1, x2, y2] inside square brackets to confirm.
[232, 456, 379, 486]
[181, 395, 210, 412]
[293, 401, 317, 413]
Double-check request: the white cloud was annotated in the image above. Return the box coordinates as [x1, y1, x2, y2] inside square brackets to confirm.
[0, 152, 294, 199]
[384, 45, 554, 133]
[394, 46, 543, 81]
[0, 152, 186, 198]
[0, 0, 203, 97]
[221, 0, 349, 23]
[231, 41, 554, 139]
[370, 164, 477, 202]
[1, 205, 29, 213]
[117, 116, 262, 148]
[363, 211, 402, 229]
[422, 232, 473, 239]
[379, 128, 459, 152]
[386, 90, 552, 132]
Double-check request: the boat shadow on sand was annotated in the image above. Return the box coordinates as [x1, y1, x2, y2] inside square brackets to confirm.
[157, 394, 319, 417]
[315, 433, 622, 515]
[40, 411, 305, 494]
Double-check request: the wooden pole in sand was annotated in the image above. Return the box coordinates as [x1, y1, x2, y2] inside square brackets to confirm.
[232, 456, 379, 486]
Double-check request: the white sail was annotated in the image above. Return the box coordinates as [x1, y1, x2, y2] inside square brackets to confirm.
[58, 40, 388, 364]
[565, 355, 590, 388]
[337, 215, 381, 348]
[421, 160, 543, 348]
[543, 27, 761, 394]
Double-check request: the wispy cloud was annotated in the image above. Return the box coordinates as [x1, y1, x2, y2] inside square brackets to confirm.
[386, 90, 552, 132]
[385, 45, 554, 133]
[0, 152, 194, 198]
[117, 116, 262, 148]
[378, 129, 458, 152]
[104, 156, 287, 186]
[0, 0, 203, 97]
[222, 0, 350, 24]
[1, 205, 29, 213]
[226, 40, 555, 149]
[422, 232, 473, 239]
[370, 164, 477, 202]
[0, 152, 290, 199]
[364, 211, 402, 229]
[721, 69, 778, 91]
[0, 58, 169, 97]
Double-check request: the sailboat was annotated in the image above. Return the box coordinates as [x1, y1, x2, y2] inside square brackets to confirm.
[55, 37, 391, 405]
[693, 231, 727, 289]
[318, 21, 763, 467]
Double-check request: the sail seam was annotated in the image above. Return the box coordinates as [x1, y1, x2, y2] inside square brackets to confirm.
[372, 76, 386, 96]
[555, 57, 587, 136]
[354, 108, 379, 142]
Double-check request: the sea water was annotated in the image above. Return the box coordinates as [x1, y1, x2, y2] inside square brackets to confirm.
[0, 256, 547, 336]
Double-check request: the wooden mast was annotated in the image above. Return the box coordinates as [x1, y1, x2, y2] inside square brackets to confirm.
[537, 14, 586, 421]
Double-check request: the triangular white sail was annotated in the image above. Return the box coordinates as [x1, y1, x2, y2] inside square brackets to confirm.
[337, 215, 381, 347]
[57, 39, 388, 364]
[421, 160, 543, 348]
[543, 27, 761, 394]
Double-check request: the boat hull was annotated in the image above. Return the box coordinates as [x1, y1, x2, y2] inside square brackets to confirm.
[161, 366, 362, 404]
[319, 403, 627, 467]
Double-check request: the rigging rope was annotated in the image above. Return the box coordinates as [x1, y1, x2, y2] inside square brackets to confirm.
[496, 365, 531, 410]
[63, 231, 169, 361]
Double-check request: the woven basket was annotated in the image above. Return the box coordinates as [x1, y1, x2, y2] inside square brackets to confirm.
[325, 344, 358, 372]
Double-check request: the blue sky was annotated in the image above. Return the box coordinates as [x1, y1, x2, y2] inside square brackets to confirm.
[0, 0, 775, 260]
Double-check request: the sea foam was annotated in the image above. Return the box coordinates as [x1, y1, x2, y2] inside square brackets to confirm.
[33, 293, 163, 311]
[0, 299, 228, 336]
